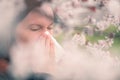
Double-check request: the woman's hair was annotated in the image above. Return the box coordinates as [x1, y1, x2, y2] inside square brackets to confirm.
[14, 0, 51, 26]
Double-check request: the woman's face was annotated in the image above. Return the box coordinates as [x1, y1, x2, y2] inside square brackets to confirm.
[16, 10, 54, 44]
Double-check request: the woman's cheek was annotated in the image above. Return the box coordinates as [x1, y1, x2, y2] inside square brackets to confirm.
[16, 29, 39, 44]
[17, 32, 30, 44]
[26, 32, 42, 43]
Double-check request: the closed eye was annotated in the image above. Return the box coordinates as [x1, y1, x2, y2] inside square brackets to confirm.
[28, 24, 43, 31]
[81, 0, 88, 2]
[47, 23, 54, 30]
[47, 27, 53, 30]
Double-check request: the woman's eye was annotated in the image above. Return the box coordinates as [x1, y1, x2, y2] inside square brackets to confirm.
[29, 25, 42, 31]
[47, 24, 54, 30]
[47, 27, 53, 30]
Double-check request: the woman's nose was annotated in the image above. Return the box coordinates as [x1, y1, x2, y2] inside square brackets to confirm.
[41, 28, 47, 33]
[42, 30, 50, 36]
[44, 31, 49, 35]
[42, 27, 51, 35]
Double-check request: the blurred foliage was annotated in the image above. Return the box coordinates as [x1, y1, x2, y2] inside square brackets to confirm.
[104, 25, 117, 34]
[54, 33, 64, 44]
[54, 24, 120, 54]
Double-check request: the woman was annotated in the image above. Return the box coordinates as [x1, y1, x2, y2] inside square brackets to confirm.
[10, 1, 60, 80]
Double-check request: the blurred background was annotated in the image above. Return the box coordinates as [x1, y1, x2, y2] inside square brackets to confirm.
[0, 0, 120, 79]
[52, 0, 120, 56]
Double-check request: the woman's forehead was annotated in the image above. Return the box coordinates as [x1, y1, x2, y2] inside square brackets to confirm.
[22, 10, 53, 27]
[31, 3, 54, 20]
